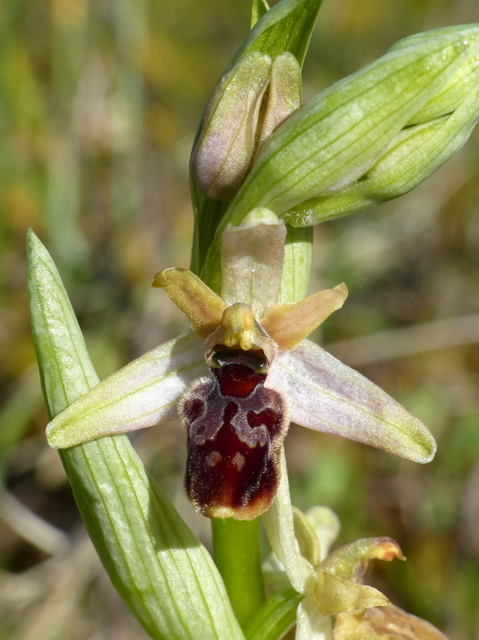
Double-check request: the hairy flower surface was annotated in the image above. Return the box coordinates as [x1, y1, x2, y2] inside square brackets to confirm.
[46, 209, 436, 519]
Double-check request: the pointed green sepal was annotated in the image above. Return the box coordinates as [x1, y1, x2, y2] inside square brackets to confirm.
[251, 0, 269, 28]
[235, 0, 324, 67]
[285, 75, 479, 224]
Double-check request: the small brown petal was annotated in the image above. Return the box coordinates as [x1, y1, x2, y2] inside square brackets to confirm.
[261, 283, 348, 350]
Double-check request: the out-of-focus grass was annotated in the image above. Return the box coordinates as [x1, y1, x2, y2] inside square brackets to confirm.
[1, 0, 479, 638]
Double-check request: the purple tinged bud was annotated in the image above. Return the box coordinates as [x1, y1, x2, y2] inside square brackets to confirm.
[191, 52, 272, 201]
[191, 51, 303, 201]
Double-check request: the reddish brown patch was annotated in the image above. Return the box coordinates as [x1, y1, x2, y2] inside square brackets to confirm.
[180, 347, 289, 520]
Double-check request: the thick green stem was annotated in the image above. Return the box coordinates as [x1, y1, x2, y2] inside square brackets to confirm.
[212, 517, 266, 629]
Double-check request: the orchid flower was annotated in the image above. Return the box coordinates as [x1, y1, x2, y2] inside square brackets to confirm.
[265, 501, 447, 640]
[46, 208, 435, 521]
[265, 498, 408, 640]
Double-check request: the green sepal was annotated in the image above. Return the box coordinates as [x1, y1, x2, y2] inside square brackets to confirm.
[27, 230, 244, 640]
[284, 85, 479, 224]
[283, 30, 479, 225]
[389, 24, 479, 124]
[244, 587, 304, 640]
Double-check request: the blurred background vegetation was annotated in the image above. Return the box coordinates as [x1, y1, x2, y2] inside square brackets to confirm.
[1, 0, 479, 638]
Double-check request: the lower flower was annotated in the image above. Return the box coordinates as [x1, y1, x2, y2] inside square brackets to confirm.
[265, 500, 449, 640]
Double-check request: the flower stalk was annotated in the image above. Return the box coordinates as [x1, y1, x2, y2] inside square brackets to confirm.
[203, 209, 314, 620]
[212, 518, 266, 627]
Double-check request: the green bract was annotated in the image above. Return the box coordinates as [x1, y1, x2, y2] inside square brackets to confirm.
[27, 230, 245, 640]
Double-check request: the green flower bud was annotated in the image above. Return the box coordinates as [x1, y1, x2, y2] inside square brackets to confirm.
[221, 24, 479, 224]
[191, 52, 302, 201]
[390, 25, 479, 124]
[286, 80, 479, 224]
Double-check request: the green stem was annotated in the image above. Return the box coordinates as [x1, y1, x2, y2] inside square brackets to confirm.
[212, 517, 266, 629]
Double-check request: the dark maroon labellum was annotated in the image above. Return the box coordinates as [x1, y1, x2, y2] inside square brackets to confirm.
[179, 346, 289, 520]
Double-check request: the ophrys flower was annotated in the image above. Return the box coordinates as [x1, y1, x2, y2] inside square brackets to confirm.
[46, 209, 436, 520]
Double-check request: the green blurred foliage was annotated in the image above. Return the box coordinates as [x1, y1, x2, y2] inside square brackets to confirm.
[1, 0, 479, 638]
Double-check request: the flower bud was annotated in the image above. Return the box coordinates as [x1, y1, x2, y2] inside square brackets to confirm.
[285, 80, 479, 224]
[191, 52, 302, 201]
[390, 25, 479, 124]
[191, 52, 272, 201]
[223, 25, 479, 224]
